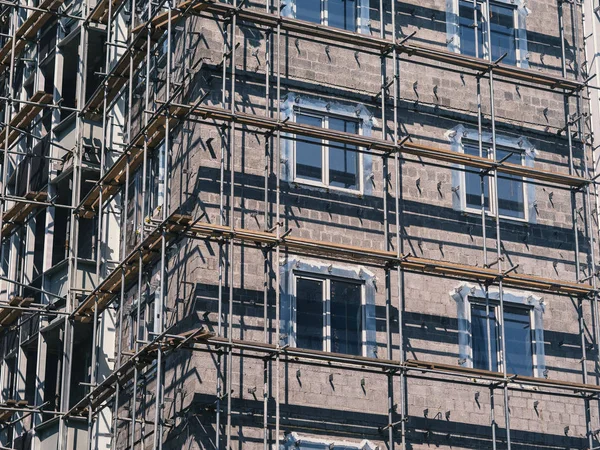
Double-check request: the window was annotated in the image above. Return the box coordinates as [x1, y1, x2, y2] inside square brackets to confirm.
[463, 142, 526, 220]
[296, 0, 357, 31]
[295, 112, 361, 192]
[148, 143, 165, 215]
[452, 284, 545, 377]
[281, 259, 377, 358]
[282, 432, 378, 449]
[294, 275, 363, 356]
[455, 0, 519, 66]
[470, 300, 533, 376]
[128, 293, 158, 350]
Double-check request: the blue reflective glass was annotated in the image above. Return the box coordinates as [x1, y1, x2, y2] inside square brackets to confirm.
[459, 1, 484, 58]
[489, 3, 516, 65]
[328, 0, 356, 31]
[504, 306, 533, 376]
[471, 304, 498, 371]
[297, 0, 321, 24]
[496, 148, 525, 219]
[296, 114, 323, 182]
[328, 117, 359, 190]
[464, 144, 490, 210]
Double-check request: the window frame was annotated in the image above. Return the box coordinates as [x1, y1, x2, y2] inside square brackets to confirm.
[447, 0, 528, 68]
[292, 109, 364, 195]
[282, 431, 378, 450]
[292, 271, 366, 355]
[451, 283, 545, 378]
[448, 125, 536, 224]
[148, 142, 166, 216]
[128, 291, 159, 351]
[461, 140, 528, 222]
[468, 297, 535, 376]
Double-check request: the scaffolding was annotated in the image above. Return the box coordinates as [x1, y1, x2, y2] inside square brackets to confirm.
[0, 0, 597, 449]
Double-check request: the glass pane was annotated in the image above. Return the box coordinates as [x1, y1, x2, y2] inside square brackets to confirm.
[329, 0, 356, 31]
[297, 0, 321, 24]
[296, 278, 324, 351]
[496, 148, 525, 218]
[296, 114, 323, 182]
[129, 315, 136, 349]
[464, 144, 490, 210]
[471, 304, 498, 371]
[330, 280, 361, 355]
[147, 299, 156, 338]
[459, 1, 484, 58]
[504, 306, 533, 376]
[328, 117, 359, 190]
[138, 307, 145, 343]
[489, 3, 516, 65]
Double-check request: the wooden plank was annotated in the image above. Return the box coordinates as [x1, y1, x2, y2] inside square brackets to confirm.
[1, 192, 49, 239]
[88, 0, 126, 23]
[186, 221, 594, 297]
[182, 103, 587, 188]
[79, 106, 186, 218]
[136, 0, 581, 92]
[0, 91, 52, 150]
[73, 214, 192, 321]
[0, 297, 33, 327]
[0, 297, 22, 323]
[0, 0, 64, 67]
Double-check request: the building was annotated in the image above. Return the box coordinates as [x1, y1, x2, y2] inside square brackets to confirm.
[0, 0, 598, 448]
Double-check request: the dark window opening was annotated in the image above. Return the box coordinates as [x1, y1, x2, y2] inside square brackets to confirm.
[42, 327, 63, 422]
[295, 112, 360, 191]
[471, 301, 534, 376]
[69, 322, 92, 407]
[295, 278, 323, 351]
[295, 275, 363, 356]
[463, 142, 525, 219]
[85, 29, 107, 102]
[24, 344, 37, 406]
[458, 1, 517, 66]
[33, 209, 46, 280]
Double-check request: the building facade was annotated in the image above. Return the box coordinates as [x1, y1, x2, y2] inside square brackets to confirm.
[0, 0, 598, 449]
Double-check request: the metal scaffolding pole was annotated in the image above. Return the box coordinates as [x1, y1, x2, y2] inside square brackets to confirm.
[130, 1, 151, 448]
[1, 0, 599, 447]
[152, 2, 173, 449]
[481, 1, 513, 448]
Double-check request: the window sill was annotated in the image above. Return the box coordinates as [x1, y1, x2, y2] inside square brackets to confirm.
[291, 179, 364, 198]
[461, 208, 529, 225]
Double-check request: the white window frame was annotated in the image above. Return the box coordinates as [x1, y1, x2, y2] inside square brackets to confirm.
[293, 110, 364, 195]
[447, 0, 529, 68]
[281, 431, 378, 449]
[461, 141, 529, 222]
[149, 142, 166, 216]
[447, 125, 536, 224]
[292, 272, 366, 355]
[468, 297, 536, 376]
[451, 283, 546, 378]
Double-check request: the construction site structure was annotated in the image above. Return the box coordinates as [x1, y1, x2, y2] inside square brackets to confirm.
[0, 0, 599, 449]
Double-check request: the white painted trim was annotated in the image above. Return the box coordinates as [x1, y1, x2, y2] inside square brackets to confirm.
[446, 0, 530, 68]
[280, 257, 378, 358]
[450, 282, 546, 377]
[447, 124, 537, 223]
[281, 93, 376, 197]
[281, 431, 379, 450]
